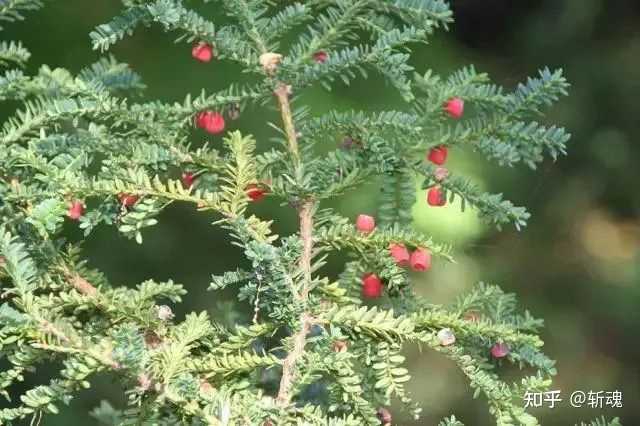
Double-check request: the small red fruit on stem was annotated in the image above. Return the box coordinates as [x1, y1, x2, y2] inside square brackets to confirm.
[361, 273, 383, 299]
[427, 145, 448, 165]
[118, 193, 139, 208]
[389, 243, 410, 267]
[409, 247, 432, 271]
[67, 200, 84, 220]
[313, 50, 328, 63]
[427, 187, 446, 206]
[246, 184, 267, 202]
[195, 111, 225, 135]
[444, 97, 464, 119]
[192, 42, 214, 63]
[491, 342, 510, 358]
[355, 214, 375, 233]
[181, 172, 196, 189]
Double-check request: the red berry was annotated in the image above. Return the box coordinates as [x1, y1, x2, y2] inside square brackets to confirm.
[246, 184, 267, 202]
[389, 243, 410, 267]
[118, 193, 139, 208]
[195, 111, 225, 135]
[181, 172, 196, 189]
[192, 42, 214, 63]
[313, 50, 328, 64]
[427, 145, 448, 165]
[427, 187, 446, 206]
[67, 200, 84, 220]
[491, 342, 510, 358]
[361, 273, 383, 299]
[444, 97, 464, 119]
[409, 247, 432, 272]
[355, 214, 375, 233]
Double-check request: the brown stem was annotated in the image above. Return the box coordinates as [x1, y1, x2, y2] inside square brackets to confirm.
[58, 262, 98, 296]
[274, 84, 300, 165]
[297, 201, 314, 300]
[275, 312, 312, 406]
[273, 83, 315, 407]
[69, 274, 98, 296]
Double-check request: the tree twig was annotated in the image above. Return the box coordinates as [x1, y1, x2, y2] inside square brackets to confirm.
[68, 273, 97, 296]
[273, 82, 315, 407]
[274, 84, 300, 166]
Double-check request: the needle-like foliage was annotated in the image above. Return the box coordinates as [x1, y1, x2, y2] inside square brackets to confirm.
[0, 1, 618, 425]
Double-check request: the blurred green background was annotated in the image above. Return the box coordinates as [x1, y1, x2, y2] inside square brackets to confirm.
[2, 0, 639, 424]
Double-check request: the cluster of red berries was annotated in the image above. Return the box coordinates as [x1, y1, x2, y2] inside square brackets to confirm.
[191, 47, 325, 137]
[354, 215, 383, 299]
[67, 177, 267, 223]
[184, 47, 255, 199]
[193, 41, 328, 67]
[194, 106, 243, 135]
[191, 41, 232, 136]
[195, 111, 225, 135]
[389, 243, 431, 271]
[355, 215, 433, 299]
[66, 193, 141, 222]
[424, 97, 465, 207]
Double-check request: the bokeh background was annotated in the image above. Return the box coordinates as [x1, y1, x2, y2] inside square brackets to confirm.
[2, 0, 639, 424]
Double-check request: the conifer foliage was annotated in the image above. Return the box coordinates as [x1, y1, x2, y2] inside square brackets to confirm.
[0, 1, 621, 425]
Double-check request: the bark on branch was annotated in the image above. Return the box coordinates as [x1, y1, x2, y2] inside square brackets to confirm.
[274, 83, 316, 407]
